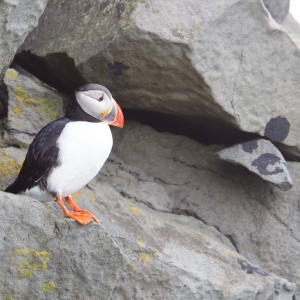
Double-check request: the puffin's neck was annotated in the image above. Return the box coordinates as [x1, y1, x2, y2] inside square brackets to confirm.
[66, 93, 101, 123]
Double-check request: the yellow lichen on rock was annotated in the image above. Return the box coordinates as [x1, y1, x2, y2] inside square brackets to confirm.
[127, 202, 141, 215]
[0, 151, 22, 189]
[3, 290, 15, 300]
[128, 263, 135, 271]
[12, 86, 60, 122]
[138, 253, 153, 265]
[42, 282, 55, 293]
[72, 189, 97, 203]
[5, 69, 18, 79]
[13, 249, 50, 278]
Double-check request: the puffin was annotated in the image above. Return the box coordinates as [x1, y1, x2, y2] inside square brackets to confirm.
[5, 84, 124, 225]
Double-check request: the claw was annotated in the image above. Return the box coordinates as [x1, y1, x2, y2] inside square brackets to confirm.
[65, 196, 100, 223]
[56, 196, 100, 225]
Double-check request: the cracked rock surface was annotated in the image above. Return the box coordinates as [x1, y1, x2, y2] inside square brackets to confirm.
[217, 139, 293, 191]
[16, 0, 300, 158]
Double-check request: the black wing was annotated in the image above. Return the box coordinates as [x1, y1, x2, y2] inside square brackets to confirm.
[5, 117, 72, 194]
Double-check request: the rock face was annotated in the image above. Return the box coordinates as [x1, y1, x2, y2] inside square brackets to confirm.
[3, 68, 64, 147]
[217, 139, 293, 191]
[0, 0, 47, 79]
[0, 147, 25, 191]
[263, 0, 290, 24]
[0, 191, 127, 299]
[2, 117, 298, 298]
[0, 146, 296, 300]
[16, 0, 300, 158]
[109, 121, 299, 298]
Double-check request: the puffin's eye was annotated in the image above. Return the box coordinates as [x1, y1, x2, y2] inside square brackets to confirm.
[98, 96, 104, 102]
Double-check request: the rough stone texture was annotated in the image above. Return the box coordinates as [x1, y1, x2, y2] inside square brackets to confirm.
[217, 139, 293, 191]
[3, 68, 64, 147]
[0, 0, 47, 79]
[0, 191, 128, 300]
[0, 128, 296, 299]
[56, 180, 294, 300]
[108, 121, 300, 298]
[0, 147, 25, 191]
[263, 0, 290, 24]
[16, 0, 300, 158]
[282, 13, 300, 39]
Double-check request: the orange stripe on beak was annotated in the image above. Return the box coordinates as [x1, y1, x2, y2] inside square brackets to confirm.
[110, 101, 124, 128]
[102, 99, 124, 128]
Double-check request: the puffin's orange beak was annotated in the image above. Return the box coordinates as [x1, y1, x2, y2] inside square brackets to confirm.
[102, 99, 124, 128]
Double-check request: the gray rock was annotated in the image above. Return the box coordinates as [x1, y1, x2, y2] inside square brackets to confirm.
[109, 121, 300, 298]
[0, 147, 25, 191]
[16, 0, 300, 158]
[45, 172, 294, 300]
[217, 139, 292, 191]
[0, 0, 47, 79]
[3, 68, 64, 147]
[0, 191, 128, 299]
[263, 0, 290, 24]
[1, 129, 295, 299]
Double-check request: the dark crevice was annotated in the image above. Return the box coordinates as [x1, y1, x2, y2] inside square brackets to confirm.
[224, 233, 240, 253]
[13, 51, 87, 94]
[0, 79, 8, 119]
[124, 109, 261, 146]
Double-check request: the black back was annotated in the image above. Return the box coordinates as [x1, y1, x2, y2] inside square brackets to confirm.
[5, 117, 72, 194]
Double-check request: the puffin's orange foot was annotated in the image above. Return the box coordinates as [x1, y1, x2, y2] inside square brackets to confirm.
[65, 196, 100, 224]
[56, 197, 100, 225]
[64, 211, 95, 225]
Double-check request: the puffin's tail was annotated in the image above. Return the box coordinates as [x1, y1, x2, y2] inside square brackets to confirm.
[5, 180, 21, 194]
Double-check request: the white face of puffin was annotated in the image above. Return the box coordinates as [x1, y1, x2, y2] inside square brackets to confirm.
[75, 88, 124, 127]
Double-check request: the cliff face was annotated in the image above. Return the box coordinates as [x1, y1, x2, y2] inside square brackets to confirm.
[0, 0, 299, 299]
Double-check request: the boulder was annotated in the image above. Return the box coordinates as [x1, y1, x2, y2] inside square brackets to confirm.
[15, 0, 300, 158]
[3, 68, 64, 147]
[0, 0, 47, 80]
[217, 139, 293, 191]
[0, 191, 127, 299]
[109, 121, 300, 297]
[263, 0, 290, 24]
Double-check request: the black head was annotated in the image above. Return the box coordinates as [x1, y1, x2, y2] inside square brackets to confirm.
[66, 84, 124, 127]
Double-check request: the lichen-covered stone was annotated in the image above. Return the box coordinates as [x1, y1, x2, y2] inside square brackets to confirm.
[0, 147, 25, 191]
[3, 68, 64, 146]
[0, 191, 127, 300]
[217, 139, 293, 191]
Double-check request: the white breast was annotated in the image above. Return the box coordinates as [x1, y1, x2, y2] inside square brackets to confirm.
[47, 121, 112, 197]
